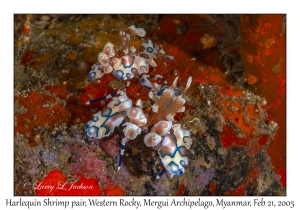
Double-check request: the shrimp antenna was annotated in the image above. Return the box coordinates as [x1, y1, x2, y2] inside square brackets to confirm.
[172, 76, 179, 89]
[181, 76, 192, 96]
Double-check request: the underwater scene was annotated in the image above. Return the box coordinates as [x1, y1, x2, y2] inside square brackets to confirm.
[14, 14, 286, 196]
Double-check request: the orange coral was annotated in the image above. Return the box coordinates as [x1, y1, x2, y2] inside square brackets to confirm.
[240, 14, 286, 186]
[103, 183, 125, 196]
[45, 84, 68, 100]
[176, 184, 185, 196]
[21, 26, 30, 35]
[20, 50, 34, 66]
[15, 92, 70, 146]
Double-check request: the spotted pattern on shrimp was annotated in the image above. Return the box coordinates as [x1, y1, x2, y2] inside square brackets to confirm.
[158, 127, 191, 176]
[111, 55, 149, 80]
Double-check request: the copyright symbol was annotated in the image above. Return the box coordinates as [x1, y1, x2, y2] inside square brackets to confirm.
[23, 182, 31, 189]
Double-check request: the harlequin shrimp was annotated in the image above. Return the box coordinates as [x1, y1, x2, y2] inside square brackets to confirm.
[85, 76, 193, 179]
[138, 39, 174, 67]
[87, 26, 174, 92]
[127, 25, 146, 37]
[110, 53, 149, 81]
[108, 39, 174, 83]
[142, 76, 193, 178]
[88, 42, 115, 82]
[85, 90, 147, 141]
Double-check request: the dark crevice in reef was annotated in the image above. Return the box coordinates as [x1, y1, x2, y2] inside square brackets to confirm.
[214, 147, 250, 196]
[144, 181, 157, 196]
[219, 45, 246, 88]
